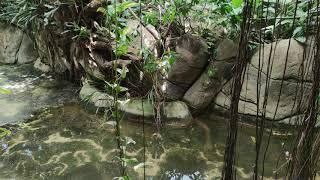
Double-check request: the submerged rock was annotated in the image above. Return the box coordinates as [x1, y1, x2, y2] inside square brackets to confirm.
[79, 81, 192, 122]
[119, 99, 192, 120]
[159, 147, 208, 177]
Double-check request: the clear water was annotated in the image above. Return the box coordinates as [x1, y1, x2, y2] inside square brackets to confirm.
[0, 65, 295, 179]
[0, 103, 294, 180]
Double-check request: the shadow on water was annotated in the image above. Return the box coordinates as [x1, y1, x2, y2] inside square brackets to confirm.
[0, 103, 294, 180]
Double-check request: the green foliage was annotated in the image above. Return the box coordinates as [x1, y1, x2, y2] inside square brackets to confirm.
[232, 0, 243, 8]
[207, 66, 217, 78]
[105, 81, 128, 95]
[142, 47, 175, 74]
[71, 24, 91, 40]
[255, 0, 309, 42]
[0, 0, 38, 28]
[143, 49, 158, 73]
[143, 10, 159, 26]
[98, 1, 139, 57]
[0, 127, 11, 139]
[0, 0, 61, 29]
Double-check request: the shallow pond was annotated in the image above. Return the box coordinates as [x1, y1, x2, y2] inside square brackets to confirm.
[0, 65, 295, 179]
[0, 103, 295, 180]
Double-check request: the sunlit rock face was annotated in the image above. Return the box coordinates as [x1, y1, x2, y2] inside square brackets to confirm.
[215, 38, 315, 124]
[0, 22, 37, 64]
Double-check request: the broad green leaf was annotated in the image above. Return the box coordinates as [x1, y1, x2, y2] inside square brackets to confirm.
[116, 44, 129, 57]
[168, 53, 175, 65]
[293, 26, 303, 37]
[122, 176, 131, 180]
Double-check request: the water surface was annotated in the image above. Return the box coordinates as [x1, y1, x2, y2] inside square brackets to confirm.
[0, 103, 294, 179]
[0, 64, 77, 125]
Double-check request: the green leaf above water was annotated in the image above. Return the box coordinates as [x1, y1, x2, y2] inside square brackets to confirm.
[0, 127, 12, 139]
[0, 87, 12, 94]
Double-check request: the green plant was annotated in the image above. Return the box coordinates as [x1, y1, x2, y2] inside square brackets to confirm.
[98, 1, 140, 57]
[0, 0, 60, 29]
[70, 23, 91, 40]
[0, 127, 11, 139]
[255, 0, 309, 42]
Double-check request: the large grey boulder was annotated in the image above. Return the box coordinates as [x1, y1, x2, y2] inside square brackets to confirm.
[0, 23, 24, 64]
[183, 39, 237, 109]
[250, 38, 312, 81]
[0, 23, 37, 64]
[215, 38, 313, 123]
[163, 34, 209, 100]
[215, 38, 238, 61]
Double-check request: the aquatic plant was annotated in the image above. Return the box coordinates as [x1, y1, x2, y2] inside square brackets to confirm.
[0, 128, 11, 139]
